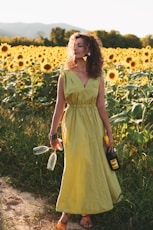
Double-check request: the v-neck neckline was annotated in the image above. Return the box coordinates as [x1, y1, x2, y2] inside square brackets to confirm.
[71, 70, 90, 88]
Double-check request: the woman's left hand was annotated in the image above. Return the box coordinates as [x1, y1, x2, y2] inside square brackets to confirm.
[107, 135, 114, 152]
[104, 134, 114, 152]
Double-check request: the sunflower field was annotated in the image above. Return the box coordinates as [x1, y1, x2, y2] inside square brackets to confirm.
[0, 43, 153, 229]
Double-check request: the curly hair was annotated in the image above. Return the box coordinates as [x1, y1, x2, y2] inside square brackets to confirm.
[64, 32, 104, 78]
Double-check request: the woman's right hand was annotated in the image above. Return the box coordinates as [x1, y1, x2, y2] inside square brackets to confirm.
[50, 138, 63, 151]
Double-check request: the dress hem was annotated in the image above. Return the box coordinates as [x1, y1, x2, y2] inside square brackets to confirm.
[56, 206, 114, 215]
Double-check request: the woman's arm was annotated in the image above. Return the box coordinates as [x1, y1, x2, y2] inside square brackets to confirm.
[96, 76, 113, 151]
[49, 74, 66, 150]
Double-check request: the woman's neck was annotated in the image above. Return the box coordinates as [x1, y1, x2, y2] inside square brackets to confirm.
[74, 59, 87, 73]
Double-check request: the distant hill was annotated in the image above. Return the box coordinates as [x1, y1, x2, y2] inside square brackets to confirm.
[0, 22, 87, 38]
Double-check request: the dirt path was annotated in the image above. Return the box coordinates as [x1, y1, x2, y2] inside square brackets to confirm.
[0, 177, 83, 230]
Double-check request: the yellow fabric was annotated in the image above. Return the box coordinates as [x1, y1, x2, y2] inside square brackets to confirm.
[56, 70, 122, 214]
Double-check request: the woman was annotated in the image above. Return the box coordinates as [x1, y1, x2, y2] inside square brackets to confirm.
[48, 32, 122, 229]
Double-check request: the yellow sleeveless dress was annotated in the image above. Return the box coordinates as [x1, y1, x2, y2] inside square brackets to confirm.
[56, 70, 122, 214]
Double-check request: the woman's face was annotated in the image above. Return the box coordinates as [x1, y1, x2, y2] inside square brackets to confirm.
[73, 38, 88, 60]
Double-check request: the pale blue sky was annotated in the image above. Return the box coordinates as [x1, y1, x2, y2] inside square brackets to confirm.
[0, 0, 153, 37]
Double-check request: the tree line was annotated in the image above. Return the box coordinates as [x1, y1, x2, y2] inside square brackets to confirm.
[0, 27, 153, 48]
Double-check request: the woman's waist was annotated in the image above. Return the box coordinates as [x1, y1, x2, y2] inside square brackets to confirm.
[67, 103, 96, 108]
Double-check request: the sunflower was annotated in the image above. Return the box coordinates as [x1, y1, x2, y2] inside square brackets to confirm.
[106, 69, 119, 83]
[0, 43, 11, 54]
[108, 54, 114, 61]
[27, 64, 40, 75]
[143, 57, 150, 64]
[119, 78, 128, 86]
[125, 56, 132, 64]
[140, 76, 149, 86]
[16, 60, 26, 70]
[7, 62, 17, 72]
[41, 62, 53, 73]
[16, 81, 25, 88]
[17, 54, 24, 59]
[1, 58, 11, 69]
[129, 59, 138, 71]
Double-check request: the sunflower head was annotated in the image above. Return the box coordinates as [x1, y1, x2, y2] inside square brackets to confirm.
[17, 60, 25, 70]
[106, 69, 119, 84]
[41, 62, 52, 73]
[126, 57, 132, 63]
[140, 76, 149, 86]
[0, 43, 11, 53]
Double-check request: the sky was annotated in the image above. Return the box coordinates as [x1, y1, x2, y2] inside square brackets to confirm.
[1, 0, 153, 38]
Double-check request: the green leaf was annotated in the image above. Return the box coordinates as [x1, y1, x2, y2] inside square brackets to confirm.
[110, 110, 129, 124]
[131, 102, 145, 119]
[123, 85, 138, 90]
